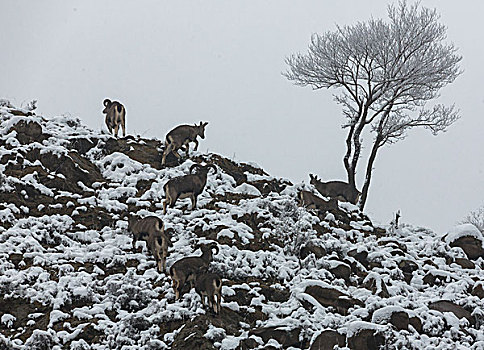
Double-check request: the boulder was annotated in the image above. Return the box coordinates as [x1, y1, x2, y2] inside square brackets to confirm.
[389, 311, 410, 331]
[452, 257, 475, 269]
[328, 261, 351, 281]
[304, 285, 363, 315]
[423, 271, 454, 286]
[472, 283, 484, 299]
[409, 316, 423, 333]
[193, 153, 266, 186]
[377, 238, 407, 253]
[348, 329, 384, 350]
[398, 259, 419, 284]
[171, 326, 213, 350]
[444, 224, 484, 260]
[101, 137, 165, 169]
[300, 242, 326, 259]
[249, 179, 288, 195]
[347, 248, 369, 268]
[428, 300, 475, 326]
[362, 273, 389, 298]
[171, 311, 244, 349]
[250, 326, 301, 348]
[346, 322, 385, 350]
[310, 329, 345, 350]
[239, 338, 260, 350]
[9, 120, 46, 144]
[451, 237, 484, 260]
[390, 311, 410, 331]
[38, 151, 103, 190]
[372, 306, 409, 331]
[69, 137, 96, 154]
[259, 284, 290, 303]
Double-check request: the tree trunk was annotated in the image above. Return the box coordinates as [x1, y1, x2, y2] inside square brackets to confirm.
[344, 124, 356, 187]
[345, 106, 367, 188]
[359, 135, 384, 211]
[347, 106, 369, 188]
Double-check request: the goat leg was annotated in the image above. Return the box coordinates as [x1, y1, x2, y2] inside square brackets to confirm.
[216, 292, 221, 314]
[190, 194, 197, 211]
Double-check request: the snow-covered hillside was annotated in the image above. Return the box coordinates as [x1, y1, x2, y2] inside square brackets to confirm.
[0, 102, 483, 349]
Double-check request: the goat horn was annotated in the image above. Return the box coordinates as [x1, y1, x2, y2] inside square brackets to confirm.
[206, 164, 217, 174]
[190, 164, 201, 173]
[103, 99, 111, 106]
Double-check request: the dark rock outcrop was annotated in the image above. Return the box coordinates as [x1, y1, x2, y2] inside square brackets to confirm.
[445, 224, 484, 260]
[428, 300, 475, 326]
[362, 275, 389, 298]
[304, 285, 363, 315]
[472, 283, 484, 299]
[452, 257, 475, 269]
[9, 120, 46, 144]
[372, 307, 409, 331]
[300, 242, 326, 260]
[250, 326, 302, 348]
[347, 326, 385, 350]
[310, 329, 346, 350]
[409, 316, 423, 333]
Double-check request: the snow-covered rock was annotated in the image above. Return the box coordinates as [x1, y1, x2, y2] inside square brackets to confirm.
[445, 224, 484, 260]
[0, 102, 483, 349]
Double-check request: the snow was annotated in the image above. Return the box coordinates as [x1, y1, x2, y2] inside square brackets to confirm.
[372, 305, 405, 324]
[217, 229, 235, 239]
[1, 314, 15, 328]
[232, 183, 261, 196]
[21, 172, 55, 197]
[222, 301, 240, 312]
[221, 285, 236, 297]
[99, 152, 145, 181]
[444, 224, 483, 244]
[345, 320, 386, 338]
[204, 324, 226, 341]
[48, 310, 69, 328]
[220, 335, 244, 350]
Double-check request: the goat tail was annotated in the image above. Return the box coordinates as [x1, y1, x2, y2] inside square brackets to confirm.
[165, 135, 173, 146]
[213, 277, 222, 289]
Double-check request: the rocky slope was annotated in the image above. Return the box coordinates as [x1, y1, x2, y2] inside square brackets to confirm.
[0, 101, 483, 349]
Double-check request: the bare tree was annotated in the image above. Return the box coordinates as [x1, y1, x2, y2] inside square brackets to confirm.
[461, 205, 484, 233]
[284, 1, 462, 210]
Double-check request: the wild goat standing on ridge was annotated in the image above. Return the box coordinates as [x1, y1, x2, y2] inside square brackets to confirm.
[102, 98, 126, 138]
[161, 121, 208, 165]
[169, 243, 219, 300]
[127, 215, 172, 273]
[163, 163, 217, 214]
[309, 174, 360, 205]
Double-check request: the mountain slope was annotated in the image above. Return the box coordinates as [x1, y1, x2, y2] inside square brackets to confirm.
[0, 102, 483, 349]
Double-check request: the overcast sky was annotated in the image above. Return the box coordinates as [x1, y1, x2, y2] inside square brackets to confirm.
[2, 1, 483, 233]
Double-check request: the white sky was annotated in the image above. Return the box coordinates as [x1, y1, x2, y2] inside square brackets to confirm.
[1, 1, 483, 234]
